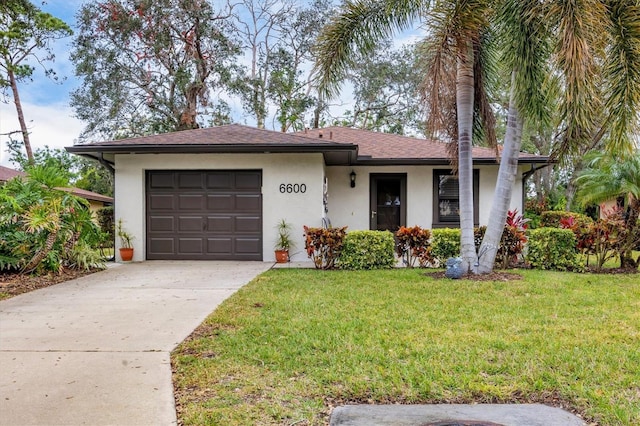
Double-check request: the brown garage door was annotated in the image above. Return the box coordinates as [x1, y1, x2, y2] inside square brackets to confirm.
[146, 170, 262, 260]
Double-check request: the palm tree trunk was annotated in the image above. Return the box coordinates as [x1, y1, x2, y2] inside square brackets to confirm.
[23, 229, 58, 273]
[457, 40, 477, 273]
[8, 68, 34, 165]
[477, 74, 524, 274]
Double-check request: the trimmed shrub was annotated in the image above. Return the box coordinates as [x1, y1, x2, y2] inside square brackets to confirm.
[431, 228, 460, 265]
[526, 227, 583, 271]
[540, 211, 593, 229]
[395, 226, 434, 267]
[339, 230, 395, 270]
[303, 226, 347, 270]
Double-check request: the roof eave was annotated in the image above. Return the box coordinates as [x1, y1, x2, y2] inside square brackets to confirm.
[353, 157, 551, 166]
[66, 143, 359, 166]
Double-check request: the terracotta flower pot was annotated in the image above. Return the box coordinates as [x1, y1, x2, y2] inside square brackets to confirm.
[274, 249, 289, 263]
[119, 248, 134, 262]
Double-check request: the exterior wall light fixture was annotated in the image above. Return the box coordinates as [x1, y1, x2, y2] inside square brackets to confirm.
[350, 170, 356, 188]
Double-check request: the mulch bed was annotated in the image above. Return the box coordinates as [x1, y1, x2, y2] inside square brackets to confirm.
[0, 268, 98, 299]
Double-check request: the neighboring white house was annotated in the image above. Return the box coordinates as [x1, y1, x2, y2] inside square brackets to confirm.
[66, 124, 549, 262]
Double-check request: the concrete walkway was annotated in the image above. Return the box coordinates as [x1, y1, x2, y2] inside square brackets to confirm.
[0, 261, 272, 426]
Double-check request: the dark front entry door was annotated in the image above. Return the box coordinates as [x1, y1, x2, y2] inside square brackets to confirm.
[370, 174, 407, 232]
[146, 170, 263, 260]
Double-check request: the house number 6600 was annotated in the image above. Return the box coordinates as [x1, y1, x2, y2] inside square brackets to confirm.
[279, 183, 307, 193]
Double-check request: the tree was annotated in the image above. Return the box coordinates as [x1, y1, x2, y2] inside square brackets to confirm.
[331, 40, 426, 135]
[8, 141, 114, 197]
[314, 0, 493, 272]
[315, 0, 640, 274]
[0, 0, 72, 163]
[71, 0, 239, 140]
[230, 0, 332, 131]
[0, 164, 104, 273]
[230, 0, 296, 129]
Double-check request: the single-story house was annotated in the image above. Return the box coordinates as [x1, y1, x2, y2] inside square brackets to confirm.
[0, 165, 113, 217]
[66, 124, 549, 262]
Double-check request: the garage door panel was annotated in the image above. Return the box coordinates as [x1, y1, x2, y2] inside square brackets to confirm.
[149, 216, 175, 232]
[179, 194, 204, 210]
[207, 216, 232, 232]
[147, 170, 262, 260]
[207, 194, 233, 211]
[235, 172, 261, 190]
[149, 172, 175, 189]
[235, 194, 261, 211]
[178, 216, 203, 232]
[207, 238, 232, 254]
[149, 194, 175, 210]
[178, 173, 204, 189]
[206, 173, 232, 189]
[236, 238, 261, 254]
[236, 216, 261, 233]
[148, 238, 175, 254]
[178, 238, 204, 254]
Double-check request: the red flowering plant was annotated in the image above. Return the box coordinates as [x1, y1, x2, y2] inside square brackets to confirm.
[303, 225, 347, 270]
[395, 226, 434, 268]
[496, 209, 528, 268]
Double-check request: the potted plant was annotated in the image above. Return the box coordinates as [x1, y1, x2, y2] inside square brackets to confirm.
[116, 219, 135, 261]
[274, 219, 294, 263]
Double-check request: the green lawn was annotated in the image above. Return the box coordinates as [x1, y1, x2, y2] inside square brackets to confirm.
[172, 269, 640, 425]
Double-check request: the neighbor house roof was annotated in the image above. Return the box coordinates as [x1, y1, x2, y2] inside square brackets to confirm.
[66, 124, 549, 166]
[0, 165, 113, 204]
[56, 187, 114, 204]
[0, 165, 26, 182]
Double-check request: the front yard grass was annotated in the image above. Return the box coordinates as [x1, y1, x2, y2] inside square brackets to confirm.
[172, 269, 640, 425]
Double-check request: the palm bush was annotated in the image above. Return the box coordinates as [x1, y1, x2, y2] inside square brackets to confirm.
[0, 165, 105, 273]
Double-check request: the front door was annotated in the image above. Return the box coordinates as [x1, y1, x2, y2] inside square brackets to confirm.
[370, 174, 407, 232]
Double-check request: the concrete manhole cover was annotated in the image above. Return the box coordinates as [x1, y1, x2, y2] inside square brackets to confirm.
[329, 404, 587, 426]
[421, 422, 504, 426]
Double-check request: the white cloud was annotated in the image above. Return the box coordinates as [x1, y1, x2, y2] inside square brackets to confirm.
[0, 101, 85, 167]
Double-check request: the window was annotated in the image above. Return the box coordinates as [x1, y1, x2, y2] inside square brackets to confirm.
[432, 169, 479, 227]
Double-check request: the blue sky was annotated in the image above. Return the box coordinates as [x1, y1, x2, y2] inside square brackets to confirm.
[0, 1, 85, 166]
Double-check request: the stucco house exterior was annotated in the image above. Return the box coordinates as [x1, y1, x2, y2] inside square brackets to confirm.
[66, 124, 549, 262]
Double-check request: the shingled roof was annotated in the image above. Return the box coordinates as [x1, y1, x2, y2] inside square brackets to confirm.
[66, 124, 549, 166]
[0, 165, 26, 182]
[66, 124, 358, 166]
[296, 127, 546, 164]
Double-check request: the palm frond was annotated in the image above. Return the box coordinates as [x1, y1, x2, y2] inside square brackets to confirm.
[313, 0, 427, 99]
[546, 0, 607, 159]
[498, 0, 552, 129]
[472, 29, 497, 149]
[602, 0, 640, 155]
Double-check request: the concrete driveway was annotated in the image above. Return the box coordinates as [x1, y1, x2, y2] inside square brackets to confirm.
[0, 261, 272, 426]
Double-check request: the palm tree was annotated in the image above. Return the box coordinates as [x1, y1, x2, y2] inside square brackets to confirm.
[575, 152, 640, 269]
[477, 0, 640, 272]
[314, 0, 492, 272]
[315, 0, 640, 274]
